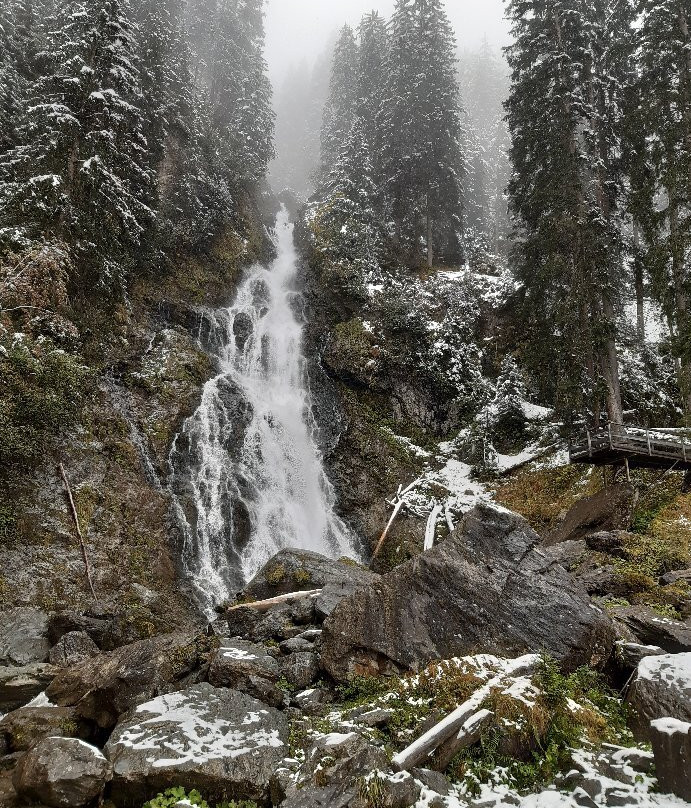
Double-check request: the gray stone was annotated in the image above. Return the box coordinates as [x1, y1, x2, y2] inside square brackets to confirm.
[411, 768, 450, 796]
[208, 638, 282, 706]
[628, 653, 691, 739]
[615, 641, 665, 671]
[584, 531, 630, 558]
[369, 771, 421, 808]
[300, 731, 388, 789]
[649, 717, 691, 801]
[280, 637, 315, 653]
[240, 548, 378, 604]
[282, 651, 319, 689]
[293, 687, 332, 714]
[0, 705, 90, 752]
[610, 606, 691, 653]
[105, 683, 289, 806]
[544, 484, 636, 546]
[48, 632, 100, 668]
[322, 504, 615, 680]
[279, 784, 358, 808]
[0, 663, 57, 712]
[46, 633, 207, 729]
[350, 707, 393, 728]
[13, 737, 111, 808]
[660, 568, 691, 587]
[0, 608, 50, 667]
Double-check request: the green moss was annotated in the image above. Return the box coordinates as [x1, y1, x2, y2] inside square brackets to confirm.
[293, 568, 312, 585]
[266, 563, 287, 585]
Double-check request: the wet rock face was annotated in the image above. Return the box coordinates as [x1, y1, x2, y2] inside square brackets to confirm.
[105, 683, 289, 806]
[45, 633, 207, 729]
[13, 737, 111, 808]
[628, 653, 691, 738]
[321, 503, 615, 681]
[0, 663, 57, 713]
[0, 608, 50, 667]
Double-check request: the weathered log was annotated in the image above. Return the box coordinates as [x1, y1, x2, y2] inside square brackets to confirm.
[424, 504, 443, 552]
[434, 709, 494, 771]
[372, 477, 423, 559]
[226, 589, 322, 613]
[59, 463, 97, 601]
[391, 655, 537, 772]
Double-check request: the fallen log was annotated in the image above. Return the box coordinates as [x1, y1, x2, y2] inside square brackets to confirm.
[424, 503, 443, 552]
[434, 708, 494, 771]
[372, 477, 423, 559]
[226, 589, 322, 613]
[391, 654, 537, 772]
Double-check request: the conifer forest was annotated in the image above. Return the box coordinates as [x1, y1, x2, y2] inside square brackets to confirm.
[1, 2, 691, 807]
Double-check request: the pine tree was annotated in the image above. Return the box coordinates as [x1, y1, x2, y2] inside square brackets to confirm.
[0, 7, 22, 155]
[492, 355, 528, 449]
[380, 0, 464, 267]
[357, 12, 388, 178]
[506, 0, 630, 426]
[1, 0, 154, 285]
[318, 117, 382, 281]
[636, 0, 691, 415]
[319, 25, 359, 185]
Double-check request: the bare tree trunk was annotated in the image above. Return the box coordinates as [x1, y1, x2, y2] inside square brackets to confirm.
[426, 194, 434, 269]
[670, 200, 691, 419]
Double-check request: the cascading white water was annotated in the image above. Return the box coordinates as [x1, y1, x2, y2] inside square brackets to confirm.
[169, 207, 356, 613]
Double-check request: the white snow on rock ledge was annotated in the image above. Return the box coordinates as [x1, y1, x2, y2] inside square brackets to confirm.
[637, 652, 691, 692]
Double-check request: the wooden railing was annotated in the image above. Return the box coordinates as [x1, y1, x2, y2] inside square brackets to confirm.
[569, 422, 691, 465]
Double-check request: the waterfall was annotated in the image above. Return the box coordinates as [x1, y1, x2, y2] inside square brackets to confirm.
[169, 207, 356, 613]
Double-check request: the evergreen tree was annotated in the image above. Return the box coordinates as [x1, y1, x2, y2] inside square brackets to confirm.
[1, 0, 154, 285]
[209, 0, 274, 188]
[636, 0, 691, 415]
[319, 25, 359, 185]
[357, 12, 388, 177]
[0, 7, 22, 155]
[492, 355, 528, 448]
[506, 0, 631, 426]
[318, 117, 382, 280]
[380, 0, 463, 267]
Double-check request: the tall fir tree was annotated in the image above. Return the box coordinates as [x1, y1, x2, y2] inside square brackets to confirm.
[635, 0, 691, 414]
[357, 12, 388, 179]
[380, 0, 464, 267]
[319, 117, 382, 281]
[506, 0, 632, 425]
[0, 0, 154, 285]
[319, 25, 359, 185]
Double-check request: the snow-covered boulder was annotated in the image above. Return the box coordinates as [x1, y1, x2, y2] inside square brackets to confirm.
[104, 683, 288, 805]
[629, 653, 691, 739]
[13, 737, 111, 807]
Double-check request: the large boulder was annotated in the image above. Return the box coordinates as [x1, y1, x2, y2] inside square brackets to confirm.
[13, 737, 111, 807]
[0, 705, 90, 752]
[544, 483, 635, 545]
[0, 663, 57, 712]
[239, 549, 377, 603]
[48, 631, 100, 667]
[650, 718, 691, 801]
[610, 606, 691, 653]
[208, 639, 283, 707]
[628, 653, 691, 738]
[0, 608, 50, 666]
[105, 683, 289, 806]
[46, 633, 207, 728]
[321, 504, 615, 681]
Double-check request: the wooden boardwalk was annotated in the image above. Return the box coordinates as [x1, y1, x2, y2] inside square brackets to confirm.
[569, 423, 691, 471]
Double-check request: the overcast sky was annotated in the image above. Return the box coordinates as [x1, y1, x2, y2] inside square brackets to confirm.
[264, 0, 511, 83]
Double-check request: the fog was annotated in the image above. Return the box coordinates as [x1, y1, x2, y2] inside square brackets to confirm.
[264, 0, 511, 83]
